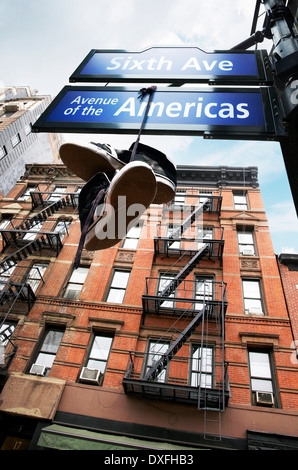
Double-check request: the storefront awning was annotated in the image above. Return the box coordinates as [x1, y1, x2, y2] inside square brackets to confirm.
[38, 424, 200, 451]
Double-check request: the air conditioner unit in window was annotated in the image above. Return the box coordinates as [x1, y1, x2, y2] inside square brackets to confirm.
[242, 249, 253, 255]
[29, 364, 46, 376]
[256, 391, 274, 406]
[79, 367, 102, 384]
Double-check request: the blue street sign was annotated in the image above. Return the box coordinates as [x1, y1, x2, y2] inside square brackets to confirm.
[69, 47, 273, 85]
[32, 86, 280, 140]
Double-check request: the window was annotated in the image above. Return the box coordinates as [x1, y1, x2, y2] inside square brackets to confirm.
[173, 190, 186, 206]
[144, 340, 170, 382]
[0, 215, 13, 230]
[190, 345, 213, 388]
[54, 220, 71, 241]
[48, 186, 66, 202]
[0, 146, 7, 160]
[106, 270, 130, 303]
[18, 185, 37, 201]
[122, 224, 142, 249]
[158, 273, 176, 308]
[248, 350, 276, 406]
[64, 266, 89, 299]
[242, 279, 264, 315]
[23, 221, 44, 240]
[73, 187, 82, 205]
[30, 328, 64, 377]
[0, 322, 16, 346]
[167, 224, 181, 251]
[24, 122, 32, 135]
[83, 333, 113, 384]
[238, 229, 256, 255]
[197, 226, 213, 250]
[194, 277, 213, 310]
[0, 265, 16, 291]
[233, 192, 248, 210]
[11, 133, 21, 148]
[27, 263, 47, 293]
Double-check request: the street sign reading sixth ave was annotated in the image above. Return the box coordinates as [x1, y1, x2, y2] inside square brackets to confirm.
[32, 86, 280, 140]
[69, 47, 273, 85]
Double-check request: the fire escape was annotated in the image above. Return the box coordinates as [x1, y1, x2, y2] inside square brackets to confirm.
[0, 190, 79, 371]
[123, 192, 229, 429]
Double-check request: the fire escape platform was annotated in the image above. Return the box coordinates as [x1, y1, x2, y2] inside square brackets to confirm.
[122, 352, 229, 410]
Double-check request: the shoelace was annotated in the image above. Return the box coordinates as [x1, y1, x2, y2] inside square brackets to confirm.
[74, 188, 106, 268]
[130, 86, 157, 162]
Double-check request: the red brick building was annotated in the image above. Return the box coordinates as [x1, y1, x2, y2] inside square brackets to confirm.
[0, 162, 297, 450]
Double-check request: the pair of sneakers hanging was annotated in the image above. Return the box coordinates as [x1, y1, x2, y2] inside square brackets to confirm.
[59, 141, 177, 251]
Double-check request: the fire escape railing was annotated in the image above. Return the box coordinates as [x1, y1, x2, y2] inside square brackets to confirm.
[123, 192, 229, 411]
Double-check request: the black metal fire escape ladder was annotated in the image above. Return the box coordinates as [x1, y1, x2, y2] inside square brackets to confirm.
[144, 303, 210, 381]
[144, 198, 212, 382]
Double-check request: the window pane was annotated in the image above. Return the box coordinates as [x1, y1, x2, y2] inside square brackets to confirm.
[106, 288, 125, 304]
[64, 284, 82, 299]
[251, 378, 273, 392]
[146, 341, 169, 382]
[69, 267, 88, 284]
[86, 359, 107, 373]
[111, 270, 130, 288]
[90, 336, 113, 360]
[41, 330, 63, 353]
[244, 298, 263, 314]
[249, 352, 271, 378]
[243, 280, 261, 299]
[238, 233, 253, 244]
[35, 352, 55, 369]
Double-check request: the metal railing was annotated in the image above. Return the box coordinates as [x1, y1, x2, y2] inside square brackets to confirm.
[123, 350, 229, 409]
[143, 278, 227, 317]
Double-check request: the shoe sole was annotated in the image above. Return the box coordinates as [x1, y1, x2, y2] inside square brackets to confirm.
[84, 162, 157, 250]
[153, 174, 176, 204]
[60, 143, 125, 181]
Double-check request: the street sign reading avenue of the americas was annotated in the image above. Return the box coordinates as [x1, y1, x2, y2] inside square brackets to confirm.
[32, 86, 280, 140]
[69, 47, 273, 85]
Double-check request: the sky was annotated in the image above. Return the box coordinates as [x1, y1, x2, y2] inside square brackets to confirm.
[0, 0, 297, 254]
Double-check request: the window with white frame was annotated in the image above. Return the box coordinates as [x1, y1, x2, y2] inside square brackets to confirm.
[24, 122, 32, 135]
[0, 215, 13, 230]
[144, 340, 170, 383]
[248, 349, 276, 406]
[242, 279, 264, 315]
[0, 265, 16, 291]
[190, 344, 213, 388]
[23, 221, 44, 240]
[173, 189, 186, 206]
[0, 322, 16, 346]
[167, 224, 181, 251]
[122, 224, 142, 249]
[11, 133, 21, 148]
[47, 186, 66, 202]
[197, 226, 213, 250]
[158, 273, 176, 308]
[194, 277, 213, 311]
[30, 328, 64, 377]
[106, 269, 130, 304]
[54, 220, 71, 241]
[83, 333, 113, 384]
[64, 266, 89, 299]
[0, 145, 7, 160]
[233, 192, 248, 210]
[27, 263, 47, 293]
[238, 229, 256, 255]
[18, 185, 38, 201]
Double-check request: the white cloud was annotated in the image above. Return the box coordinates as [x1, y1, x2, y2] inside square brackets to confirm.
[266, 200, 298, 234]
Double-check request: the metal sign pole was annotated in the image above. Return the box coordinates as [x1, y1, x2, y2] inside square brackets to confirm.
[262, 0, 298, 216]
